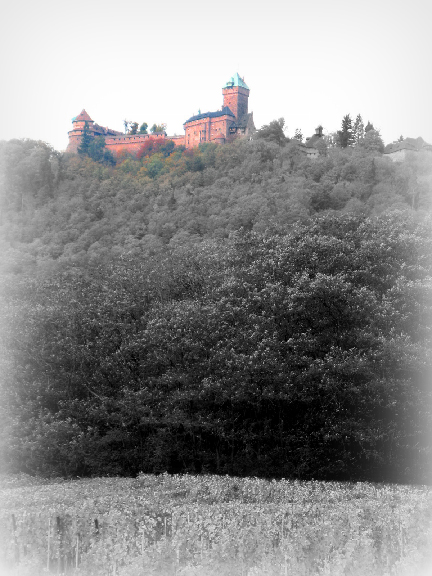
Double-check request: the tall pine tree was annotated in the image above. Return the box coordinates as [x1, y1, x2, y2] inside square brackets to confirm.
[77, 121, 93, 156]
[337, 114, 355, 148]
[353, 114, 365, 145]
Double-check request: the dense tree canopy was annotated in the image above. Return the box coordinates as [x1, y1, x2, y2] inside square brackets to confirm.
[255, 118, 289, 147]
[0, 132, 431, 483]
[1, 133, 431, 278]
[1, 212, 431, 482]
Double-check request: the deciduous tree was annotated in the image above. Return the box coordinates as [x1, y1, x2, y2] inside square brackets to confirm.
[150, 123, 167, 134]
[359, 129, 385, 153]
[294, 128, 303, 142]
[255, 118, 288, 147]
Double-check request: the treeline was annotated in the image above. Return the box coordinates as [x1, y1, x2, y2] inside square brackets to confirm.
[0, 133, 431, 277]
[1, 213, 431, 483]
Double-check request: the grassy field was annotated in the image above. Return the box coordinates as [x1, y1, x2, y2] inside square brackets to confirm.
[0, 473, 431, 576]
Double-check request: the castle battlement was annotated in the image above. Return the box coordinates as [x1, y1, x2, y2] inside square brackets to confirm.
[67, 73, 255, 155]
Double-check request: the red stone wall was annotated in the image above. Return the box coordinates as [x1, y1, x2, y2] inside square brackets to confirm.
[170, 135, 186, 147]
[105, 134, 167, 157]
[185, 118, 210, 149]
[208, 116, 230, 142]
[67, 121, 184, 155]
[66, 134, 82, 153]
[184, 114, 233, 149]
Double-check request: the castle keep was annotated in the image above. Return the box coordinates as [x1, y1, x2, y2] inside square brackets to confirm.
[67, 73, 255, 155]
[183, 74, 254, 148]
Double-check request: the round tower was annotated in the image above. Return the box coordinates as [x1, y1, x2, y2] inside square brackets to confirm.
[66, 109, 95, 153]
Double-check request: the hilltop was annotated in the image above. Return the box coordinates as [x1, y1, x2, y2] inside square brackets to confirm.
[1, 133, 431, 276]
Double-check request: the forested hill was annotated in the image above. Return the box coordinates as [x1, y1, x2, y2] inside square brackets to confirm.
[0, 135, 431, 275]
[0, 135, 431, 484]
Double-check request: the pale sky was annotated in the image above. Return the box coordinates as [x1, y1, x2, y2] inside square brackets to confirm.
[0, 0, 430, 151]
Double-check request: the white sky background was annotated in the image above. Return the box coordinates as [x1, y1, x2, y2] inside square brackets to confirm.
[0, 0, 430, 151]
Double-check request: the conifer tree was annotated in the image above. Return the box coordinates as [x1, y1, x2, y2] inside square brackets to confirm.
[88, 136, 107, 162]
[77, 122, 93, 156]
[337, 114, 355, 148]
[353, 114, 365, 145]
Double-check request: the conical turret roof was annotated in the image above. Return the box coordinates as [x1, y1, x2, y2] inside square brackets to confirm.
[73, 109, 93, 122]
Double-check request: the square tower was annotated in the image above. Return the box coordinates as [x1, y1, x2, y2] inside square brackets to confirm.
[222, 73, 250, 121]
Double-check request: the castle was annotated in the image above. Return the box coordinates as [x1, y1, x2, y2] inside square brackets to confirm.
[383, 137, 432, 162]
[66, 73, 255, 155]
